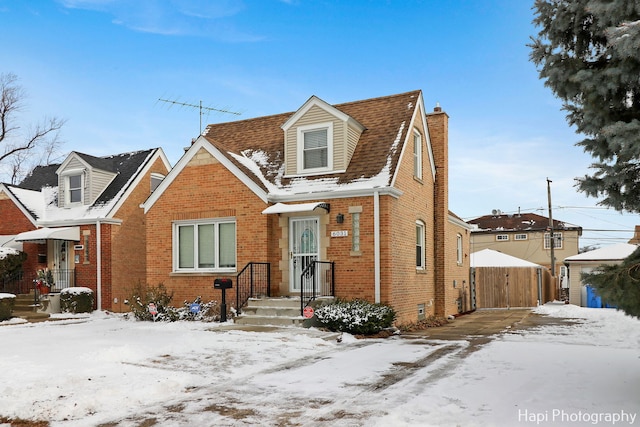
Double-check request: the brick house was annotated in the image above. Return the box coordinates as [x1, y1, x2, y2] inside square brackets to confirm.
[0, 149, 170, 310]
[143, 90, 472, 324]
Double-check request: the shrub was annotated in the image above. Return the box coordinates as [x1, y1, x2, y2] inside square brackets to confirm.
[169, 297, 221, 322]
[314, 299, 396, 335]
[0, 293, 15, 321]
[60, 287, 94, 313]
[124, 283, 221, 322]
[125, 282, 174, 321]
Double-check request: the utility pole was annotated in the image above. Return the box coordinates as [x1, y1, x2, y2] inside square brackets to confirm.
[547, 178, 557, 297]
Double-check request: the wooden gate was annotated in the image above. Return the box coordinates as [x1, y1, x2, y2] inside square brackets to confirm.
[472, 266, 553, 308]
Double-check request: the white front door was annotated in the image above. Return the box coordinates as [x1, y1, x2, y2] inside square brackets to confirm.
[289, 217, 319, 293]
[53, 240, 70, 287]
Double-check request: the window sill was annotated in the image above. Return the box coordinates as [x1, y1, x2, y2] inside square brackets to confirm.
[350, 251, 362, 257]
[171, 270, 237, 277]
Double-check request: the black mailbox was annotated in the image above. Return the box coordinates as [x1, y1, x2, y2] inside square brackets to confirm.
[214, 278, 232, 289]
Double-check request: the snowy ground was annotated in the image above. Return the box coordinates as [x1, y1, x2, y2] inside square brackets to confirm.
[0, 303, 638, 427]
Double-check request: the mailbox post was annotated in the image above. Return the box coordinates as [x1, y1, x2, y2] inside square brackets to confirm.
[214, 278, 232, 322]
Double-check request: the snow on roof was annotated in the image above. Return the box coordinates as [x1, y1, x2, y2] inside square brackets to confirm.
[470, 248, 541, 267]
[9, 149, 158, 224]
[0, 247, 19, 259]
[564, 243, 638, 262]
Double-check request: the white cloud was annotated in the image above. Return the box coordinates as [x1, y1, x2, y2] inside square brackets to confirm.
[56, 0, 263, 41]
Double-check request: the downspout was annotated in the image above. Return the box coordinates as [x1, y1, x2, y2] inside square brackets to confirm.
[374, 191, 381, 303]
[96, 220, 102, 310]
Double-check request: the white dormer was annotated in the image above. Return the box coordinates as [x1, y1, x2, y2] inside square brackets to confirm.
[56, 153, 117, 207]
[281, 96, 366, 176]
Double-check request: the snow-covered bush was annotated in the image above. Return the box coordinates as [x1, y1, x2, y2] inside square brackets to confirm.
[126, 282, 220, 322]
[126, 282, 174, 321]
[0, 293, 15, 321]
[314, 299, 396, 335]
[60, 287, 94, 313]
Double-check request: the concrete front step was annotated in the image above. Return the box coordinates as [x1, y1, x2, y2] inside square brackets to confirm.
[235, 296, 335, 327]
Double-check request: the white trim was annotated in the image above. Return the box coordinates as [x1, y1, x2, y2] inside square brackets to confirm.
[390, 92, 436, 187]
[268, 187, 403, 203]
[172, 217, 237, 273]
[413, 130, 423, 180]
[262, 202, 329, 215]
[374, 191, 380, 303]
[143, 137, 269, 213]
[0, 184, 38, 226]
[15, 226, 80, 242]
[416, 220, 426, 270]
[296, 122, 334, 174]
[107, 148, 171, 218]
[96, 220, 102, 310]
[281, 95, 365, 133]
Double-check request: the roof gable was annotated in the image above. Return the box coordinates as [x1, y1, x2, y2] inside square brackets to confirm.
[0, 184, 40, 226]
[11, 148, 167, 225]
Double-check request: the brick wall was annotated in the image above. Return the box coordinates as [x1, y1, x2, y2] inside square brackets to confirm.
[0, 192, 42, 278]
[426, 106, 449, 317]
[145, 150, 270, 306]
[107, 156, 169, 311]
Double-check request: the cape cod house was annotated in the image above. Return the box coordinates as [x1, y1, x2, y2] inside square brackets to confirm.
[142, 90, 472, 324]
[0, 148, 170, 311]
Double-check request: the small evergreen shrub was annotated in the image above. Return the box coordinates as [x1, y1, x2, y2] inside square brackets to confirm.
[60, 287, 94, 313]
[0, 294, 15, 321]
[314, 299, 396, 335]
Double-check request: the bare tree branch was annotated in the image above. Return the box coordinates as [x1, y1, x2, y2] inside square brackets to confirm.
[0, 72, 66, 183]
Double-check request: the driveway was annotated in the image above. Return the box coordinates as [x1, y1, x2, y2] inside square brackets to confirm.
[401, 307, 572, 340]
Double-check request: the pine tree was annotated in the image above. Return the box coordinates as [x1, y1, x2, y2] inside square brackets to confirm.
[530, 0, 640, 212]
[531, 1, 640, 317]
[582, 247, 640, 318]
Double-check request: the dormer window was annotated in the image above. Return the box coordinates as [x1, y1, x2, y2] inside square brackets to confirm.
[297, 122, 333, 174]
[68, 174, 82, 203]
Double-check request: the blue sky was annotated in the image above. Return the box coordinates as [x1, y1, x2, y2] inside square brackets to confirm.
[1, 0, 637, 247]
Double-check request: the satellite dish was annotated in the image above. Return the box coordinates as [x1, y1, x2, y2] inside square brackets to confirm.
[491, 209, 498, 215]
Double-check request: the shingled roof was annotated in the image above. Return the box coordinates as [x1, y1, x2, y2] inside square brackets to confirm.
[468, 212, 581, 233]
[12, 149, 161, 222]
[201, 90, 422, 194]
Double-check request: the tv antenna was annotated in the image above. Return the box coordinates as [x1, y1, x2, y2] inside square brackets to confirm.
[157, 98, 241, 135]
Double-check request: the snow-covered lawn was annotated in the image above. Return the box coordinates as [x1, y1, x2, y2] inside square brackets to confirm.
[0, 303, 638, 426]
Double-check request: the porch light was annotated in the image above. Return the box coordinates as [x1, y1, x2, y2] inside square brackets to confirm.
[336, 213, 344, 224]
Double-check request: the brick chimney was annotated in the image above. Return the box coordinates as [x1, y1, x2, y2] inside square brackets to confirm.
[629, 225, 640, 244]
[426, 103, 449, 316]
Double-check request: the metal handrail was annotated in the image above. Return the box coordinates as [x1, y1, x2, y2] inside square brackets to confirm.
[235, 262, 270, 313]
[300, 260, 335, 316]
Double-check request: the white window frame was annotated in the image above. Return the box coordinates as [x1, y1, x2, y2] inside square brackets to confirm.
[61, 169, 84, 206]
[456, 234, 463, 265]
[416, 220, 425, 270]
[544, 232, 563, 249]
[173, 218, 236, 273]
[413, 130, 422, 180]
[496, 234, 509, 241]
[150, 172, 165, 192]
[515, 234, 528, 241]
[297, 122, 333, 174]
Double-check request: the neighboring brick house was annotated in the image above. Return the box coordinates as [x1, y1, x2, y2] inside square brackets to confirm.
[0, 149, 170, 310]
[468, 212, 582, 280]
[143, 90, 472, 323]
